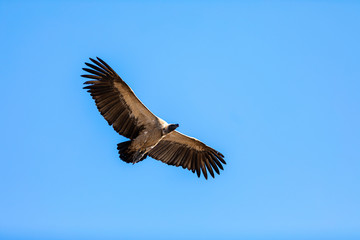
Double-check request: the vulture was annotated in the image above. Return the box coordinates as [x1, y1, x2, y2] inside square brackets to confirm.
[81, 57, 226, 179]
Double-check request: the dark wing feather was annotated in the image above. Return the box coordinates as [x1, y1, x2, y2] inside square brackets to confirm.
[148, 131, 225, 179]
[82, 57, 158, 139]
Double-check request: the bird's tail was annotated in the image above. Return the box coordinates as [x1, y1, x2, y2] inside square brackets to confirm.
[117, 141, 147, 164]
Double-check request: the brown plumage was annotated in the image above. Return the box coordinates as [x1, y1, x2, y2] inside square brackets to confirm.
[82, 57, 226, 179]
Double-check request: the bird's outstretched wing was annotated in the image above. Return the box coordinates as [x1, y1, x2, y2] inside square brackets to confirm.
[82, 57, 158, 139]
[148, 131, 226, 179]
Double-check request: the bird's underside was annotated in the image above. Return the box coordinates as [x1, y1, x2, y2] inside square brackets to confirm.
[82, 57, 226, 179]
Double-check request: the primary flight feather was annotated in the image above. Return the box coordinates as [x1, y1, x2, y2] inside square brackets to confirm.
[82, 57, 225, 179]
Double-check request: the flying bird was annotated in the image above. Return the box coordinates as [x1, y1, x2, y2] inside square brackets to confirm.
[81, 57, 225, 179]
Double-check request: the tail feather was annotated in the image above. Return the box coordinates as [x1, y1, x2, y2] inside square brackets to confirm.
[117, 141, 147, 164]
[117, 141, 132, 163]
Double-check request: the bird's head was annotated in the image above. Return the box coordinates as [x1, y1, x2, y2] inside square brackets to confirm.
[164, 124, 179, 134]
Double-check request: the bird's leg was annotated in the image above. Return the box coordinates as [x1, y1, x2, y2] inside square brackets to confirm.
[132, 151, 145, 164]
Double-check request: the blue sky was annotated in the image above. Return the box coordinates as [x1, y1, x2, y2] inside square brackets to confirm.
[1, 1, 360, 239]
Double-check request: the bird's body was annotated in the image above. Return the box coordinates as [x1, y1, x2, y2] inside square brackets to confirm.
[82, 57, 225, 179]
[132, 127, 163, 152]
[124, 121, 164, 163]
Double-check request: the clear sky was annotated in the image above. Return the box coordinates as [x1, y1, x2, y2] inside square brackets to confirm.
[1, 1, 359, 239]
